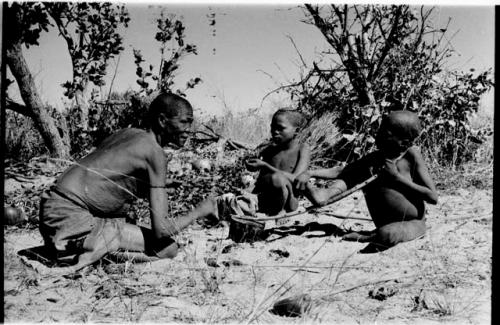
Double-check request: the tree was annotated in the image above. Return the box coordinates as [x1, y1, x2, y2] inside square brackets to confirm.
[282, 5, 493, 165]
[133, 10, 201, 97]
[5, 2, 69, 158]
[45, 2, 129, 129]
[5, 2, 129, 157]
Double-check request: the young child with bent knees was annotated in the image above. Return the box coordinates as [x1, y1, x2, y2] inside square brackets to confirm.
[295, 111, 438, 249]
[245, 109, 311, 217]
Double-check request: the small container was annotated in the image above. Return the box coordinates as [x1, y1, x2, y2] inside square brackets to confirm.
[229, 215, 266, 243]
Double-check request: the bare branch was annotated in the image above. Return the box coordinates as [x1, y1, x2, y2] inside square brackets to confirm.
[6, 99, 33, 118]
[286, 35, 308, 68]
[370, 6, 403, 80]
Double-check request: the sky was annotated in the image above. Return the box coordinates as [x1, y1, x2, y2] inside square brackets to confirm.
[7, 3, 495, 117]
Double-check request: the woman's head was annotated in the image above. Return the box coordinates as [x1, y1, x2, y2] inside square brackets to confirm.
[148, 93, 194, 147]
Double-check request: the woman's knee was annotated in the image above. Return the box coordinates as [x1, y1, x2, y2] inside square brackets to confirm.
[155, 242, 179, 259]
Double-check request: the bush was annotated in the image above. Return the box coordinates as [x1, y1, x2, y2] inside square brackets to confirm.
[287, 5, 494, 167]
[197, 108, 270, 147]
[66, 91, 151, 158]
[5, 111, 48, 163]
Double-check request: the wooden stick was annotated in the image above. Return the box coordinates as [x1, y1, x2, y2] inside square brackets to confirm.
[243, 174, 379, 222]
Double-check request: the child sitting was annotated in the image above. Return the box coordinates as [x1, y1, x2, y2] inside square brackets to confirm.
[295, 110, 438, 251]
[216, 109, 310, 224]
[245, 108, 311, 216]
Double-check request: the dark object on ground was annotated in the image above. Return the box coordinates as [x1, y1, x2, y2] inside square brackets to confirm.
[205, 257, 220, 267]
[270, 294, 312, 317]
[221, 243, 237, 254]
[369, 285, 398, 301]
[4, 206, 27, 225]
[221, 259, 243, 267]
[269, 249, 290, 258]
[229, 216, 266, 243]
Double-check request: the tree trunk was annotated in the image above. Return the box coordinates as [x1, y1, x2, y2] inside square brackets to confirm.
[6, 42, 70, 158]
[74, 87, 90, 130]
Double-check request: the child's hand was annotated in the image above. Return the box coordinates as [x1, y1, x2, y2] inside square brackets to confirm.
[245, 158, 266, 171]
[381, 159, 400, 181]
[295, 171, 311, 191]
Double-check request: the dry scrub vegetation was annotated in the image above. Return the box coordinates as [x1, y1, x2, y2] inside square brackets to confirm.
[4, 120, 492, 323]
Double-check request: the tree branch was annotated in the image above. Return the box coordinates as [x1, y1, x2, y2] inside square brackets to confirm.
[370, 6, 403, 80]
[6, 99, 33, 118]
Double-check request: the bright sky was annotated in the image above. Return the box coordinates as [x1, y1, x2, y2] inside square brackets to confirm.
[8, 3, 495, 117]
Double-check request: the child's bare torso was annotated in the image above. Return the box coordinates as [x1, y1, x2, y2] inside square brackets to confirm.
[55, 128, 161, 216]
[340, 148, 425, 225]
[262, 141, 301, 174]
[363, 149, 424, 224]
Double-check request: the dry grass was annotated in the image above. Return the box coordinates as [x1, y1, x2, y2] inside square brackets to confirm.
[5, 179, 491, 323]
[3, 107, 492, 324]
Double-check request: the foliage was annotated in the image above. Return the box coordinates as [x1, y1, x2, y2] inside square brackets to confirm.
[133, 11, 201, 97]
[198, 109, 270, 147]
[283, 5, 494, 166]
[5, 2, 130, 158]
[5, 2, 51, 48]
[44, 2, 130, 99]
[64, 91, 150, 157]
[4, 111, 47, 162]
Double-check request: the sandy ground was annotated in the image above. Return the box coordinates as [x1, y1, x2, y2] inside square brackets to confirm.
[4, 178, 491, 324]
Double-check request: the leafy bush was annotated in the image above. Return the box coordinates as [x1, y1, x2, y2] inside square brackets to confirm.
[5, 111, 47, 162]
[197, 108, 270, 147]
[285, 5, 494, 167]
[66, 91, 150, 158]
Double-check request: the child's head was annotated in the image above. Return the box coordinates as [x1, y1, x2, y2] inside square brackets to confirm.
[376, 110, 422, 157]
[148, 93, 194, 147]
[270, 109, 305, 145]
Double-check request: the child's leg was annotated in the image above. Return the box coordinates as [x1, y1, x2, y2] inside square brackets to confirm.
[304, 180, 347, 206]
[373, 219, 426, 247]
[342, 229, 376, 242]
[258, 172, 297, 215]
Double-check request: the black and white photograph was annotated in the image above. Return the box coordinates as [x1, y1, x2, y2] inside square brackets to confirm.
[2, 1, 494, 323]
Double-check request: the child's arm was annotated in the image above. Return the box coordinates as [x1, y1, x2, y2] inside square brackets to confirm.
[382, 147, 438, 204]
[291, 143, 311, 177]
[246, 143, 311, 182]
[295, 152, 380, 191]
[294, 166, 344, 191]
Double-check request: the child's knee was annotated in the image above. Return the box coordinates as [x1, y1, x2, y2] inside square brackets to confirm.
[270, 172, 288, 188]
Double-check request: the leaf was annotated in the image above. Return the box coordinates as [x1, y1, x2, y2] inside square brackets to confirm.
[342, 133, 356, 142]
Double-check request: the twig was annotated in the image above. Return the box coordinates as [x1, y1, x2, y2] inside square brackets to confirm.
[318, 273, 418, 300]
[236, 174, 378, 223]
[321, 212, 372, 222]
[192, 126, 254, 150]
[107, 54, 121, 101]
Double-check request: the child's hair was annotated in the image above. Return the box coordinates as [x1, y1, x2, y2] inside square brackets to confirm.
[148, 93, 193, 122]
[272, 108, 307, 129]
[383, 110, 422, 141]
